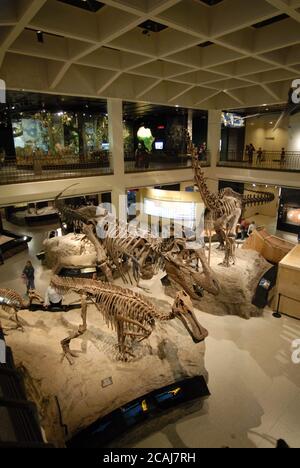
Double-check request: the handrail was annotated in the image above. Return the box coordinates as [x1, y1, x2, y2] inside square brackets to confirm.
[218, 150, 300, 172]
[0, 153, 113, 185]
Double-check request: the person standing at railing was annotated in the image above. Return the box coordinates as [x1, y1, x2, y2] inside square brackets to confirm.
[257, 147, 263, 164]
[248, 143, 255, 165]
[280, 148, 286, 167]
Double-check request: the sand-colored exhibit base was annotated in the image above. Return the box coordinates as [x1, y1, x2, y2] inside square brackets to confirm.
[1, 299, 207, 448]
[0, 247, 271, 446]
[165, 248, 272, 319]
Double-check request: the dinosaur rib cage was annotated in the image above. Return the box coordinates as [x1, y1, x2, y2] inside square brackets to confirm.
[0, 288, 25, 311]
[50, 276, 159, 339]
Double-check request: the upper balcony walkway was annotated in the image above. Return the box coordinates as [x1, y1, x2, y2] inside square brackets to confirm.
[218, 151, 300, 173]
[0, 153, 208, 185]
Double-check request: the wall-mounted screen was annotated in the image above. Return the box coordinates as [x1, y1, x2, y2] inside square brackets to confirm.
[155, 141, 164, 150]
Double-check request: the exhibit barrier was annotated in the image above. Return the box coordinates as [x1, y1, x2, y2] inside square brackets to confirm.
[0, 153, 113, 185]
[0, 325, 51, 447]
[125, 152, 210, 173]
[219, 150, 300, 172]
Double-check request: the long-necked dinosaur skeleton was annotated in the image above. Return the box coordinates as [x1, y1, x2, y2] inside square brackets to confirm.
[0, 289, 44, 331]
[49, 275, 208, 364]
[193, 158, 241, 267]
[193, 158, 275, 267]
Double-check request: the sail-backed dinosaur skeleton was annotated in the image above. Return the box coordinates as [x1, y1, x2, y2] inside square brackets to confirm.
[54, 186, 114, 282]
[54, 186, 163, 285]
[0, 289, 44, 331]
[49, 275, 208, 364]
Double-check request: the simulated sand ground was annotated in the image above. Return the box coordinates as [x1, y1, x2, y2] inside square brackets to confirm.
[0, 248, 270, 447]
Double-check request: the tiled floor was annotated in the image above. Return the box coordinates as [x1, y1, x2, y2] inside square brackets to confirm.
[1, 219, 300, 449]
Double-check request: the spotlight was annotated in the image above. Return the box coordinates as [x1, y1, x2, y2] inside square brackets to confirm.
[36, 30, 44, 43]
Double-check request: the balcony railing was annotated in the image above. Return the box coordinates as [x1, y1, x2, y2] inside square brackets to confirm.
[218, 151, 300, 172]
[124, 152, 210, 173]
[0, 153, 113, 185]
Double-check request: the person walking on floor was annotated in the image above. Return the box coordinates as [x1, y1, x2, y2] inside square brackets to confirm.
[22, 260, 35, 295]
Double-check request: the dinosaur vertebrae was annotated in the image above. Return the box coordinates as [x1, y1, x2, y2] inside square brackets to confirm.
[242, 190, 275, 207]
[50, 275, 167, 336]
[219, 187, 275, 208]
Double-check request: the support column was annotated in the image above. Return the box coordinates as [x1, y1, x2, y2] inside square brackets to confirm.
[188, 109, 193, 141]
[108, 99, 126, 221]
[207, 109, 222, 168]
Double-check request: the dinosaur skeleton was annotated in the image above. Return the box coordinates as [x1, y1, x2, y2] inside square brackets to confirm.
[219, 187, 275, 212]
[163, 247, 220, 301]
[49, 275, 208, 364]
[193, 158, 275, 267]
[54, 186, 220, 296]
[54, 186, 113, 282]
[193, 158, 241, 267]
[100, 220, 164, 285]
[0, 289, 43, 331]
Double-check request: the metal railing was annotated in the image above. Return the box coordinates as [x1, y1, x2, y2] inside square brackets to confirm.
[218, 150, 300, 172]
[124, 152, 210, 173]
[0, 153, 113, 185]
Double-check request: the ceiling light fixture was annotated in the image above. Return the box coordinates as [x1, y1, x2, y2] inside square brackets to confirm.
[36, 30, 44, 43]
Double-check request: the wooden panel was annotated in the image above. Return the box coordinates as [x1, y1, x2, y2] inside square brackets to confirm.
[276, 245, 300, 319]
[278, 296, 300, 319]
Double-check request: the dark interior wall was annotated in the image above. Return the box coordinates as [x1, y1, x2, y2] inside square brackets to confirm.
[192, 113, 208, 147]
[154, 183, 181, 191]
[221, 127, 245, 161]
[277, 188, 300, 234]
[0, 120, 16, 159]
[218, 180, 245, 194]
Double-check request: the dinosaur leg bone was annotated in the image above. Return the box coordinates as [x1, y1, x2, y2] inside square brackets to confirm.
[61, 294, 88, 365]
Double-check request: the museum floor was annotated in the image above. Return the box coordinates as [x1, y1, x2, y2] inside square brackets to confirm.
[0, 220, 299, 449]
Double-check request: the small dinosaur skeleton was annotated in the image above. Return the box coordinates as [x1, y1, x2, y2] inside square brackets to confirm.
[163, 247, 220, 300]
[49, 275, 208, 364]
[0, 289, 43, 330]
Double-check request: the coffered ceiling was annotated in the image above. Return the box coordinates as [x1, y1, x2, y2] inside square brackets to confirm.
[1, 0, 300, 110]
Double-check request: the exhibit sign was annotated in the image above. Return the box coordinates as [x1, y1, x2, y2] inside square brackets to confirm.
[144, 197, 197, 222]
